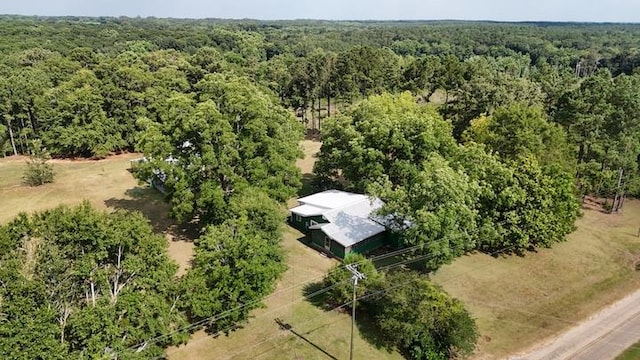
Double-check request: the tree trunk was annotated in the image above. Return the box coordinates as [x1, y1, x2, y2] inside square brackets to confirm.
[112, 245, 123, 304]
[317, 98, 321, 129]
[27, 102, 38, 134]
[302, 106, 306, 125]
[6, 118, 17, 156]
[58, 305, 71, 344]
[19, 116, 28, 153]
[327, 96, 331, 118]
[612, 168, 624, 213]
[577, 142, 585, 165]
[90, 281, 96, 307]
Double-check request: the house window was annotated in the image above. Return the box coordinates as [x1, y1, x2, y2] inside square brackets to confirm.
[295, 214, 302, 222]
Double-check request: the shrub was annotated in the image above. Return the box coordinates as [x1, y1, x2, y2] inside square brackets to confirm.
[23, 140, 54, 186]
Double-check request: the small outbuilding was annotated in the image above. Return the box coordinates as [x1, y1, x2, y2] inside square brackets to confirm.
[289, 190, 389, 259]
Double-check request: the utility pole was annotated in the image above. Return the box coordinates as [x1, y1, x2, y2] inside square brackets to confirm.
[346, 263, 365, 360]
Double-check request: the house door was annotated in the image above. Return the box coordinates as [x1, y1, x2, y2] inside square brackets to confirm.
[324, 236, 331, 251]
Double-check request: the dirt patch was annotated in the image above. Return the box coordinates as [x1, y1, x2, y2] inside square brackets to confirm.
[296, 140, 322, 175]
[167, 236, 195, 277]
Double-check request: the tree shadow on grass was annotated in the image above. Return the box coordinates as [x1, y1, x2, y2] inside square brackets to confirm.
[298, 173, 316, 198]
[104, 186, 199, 242]
[301, 281, 396, 353]
[275, 318, 338, 360]
[302, 281, 332, 309]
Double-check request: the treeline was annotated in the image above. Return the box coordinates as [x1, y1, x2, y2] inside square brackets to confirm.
[2, 18, 640, 201]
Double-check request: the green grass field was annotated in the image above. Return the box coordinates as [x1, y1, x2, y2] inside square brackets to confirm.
[0, 154, 195, 275]
[616, 340, 640, 360]
[433, 203, 640, 359]
[2, 146, 640, 359]
[0, 154, 142, 223]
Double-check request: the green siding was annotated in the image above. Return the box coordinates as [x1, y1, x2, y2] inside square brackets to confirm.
[309, 229, 346, 259]
[310, 229, 325, 248]
[386, 230, 405, 249]
[330, 240, 345, 259]
[288, 213, 327, 233]
[348, 232, 387, 256]
[288, 214, 305, 233]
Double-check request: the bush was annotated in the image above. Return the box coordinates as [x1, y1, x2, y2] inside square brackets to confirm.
[371, 270, 478, 360]
[322, 253, 383, 307]
[23, 140, 54, 186]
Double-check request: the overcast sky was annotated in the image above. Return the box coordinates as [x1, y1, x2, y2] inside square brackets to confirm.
[1, 0, 638, 22]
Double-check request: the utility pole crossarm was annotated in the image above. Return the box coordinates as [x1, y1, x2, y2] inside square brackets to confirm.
[346, 264, 366, 285]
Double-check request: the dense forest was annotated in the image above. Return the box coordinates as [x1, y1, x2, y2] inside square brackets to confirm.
[1, 17, 640, 200]
[2, 16, 640, 359]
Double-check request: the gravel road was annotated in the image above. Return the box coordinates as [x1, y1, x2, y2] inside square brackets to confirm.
[511, 288, 640, 360]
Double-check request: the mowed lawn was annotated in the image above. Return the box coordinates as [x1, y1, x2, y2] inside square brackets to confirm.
[4, 143, 640, 360]
[0, 153, 195, 276]
[616, 340, 640, 360]
[167, 226, 403, 360]
[168, 140, 403, 360]
[433, 202, 640, 359]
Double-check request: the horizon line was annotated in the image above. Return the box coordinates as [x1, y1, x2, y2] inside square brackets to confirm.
[0, 14, 638, 25]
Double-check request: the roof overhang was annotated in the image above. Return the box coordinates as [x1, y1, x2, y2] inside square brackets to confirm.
[290, 204, 326, 217]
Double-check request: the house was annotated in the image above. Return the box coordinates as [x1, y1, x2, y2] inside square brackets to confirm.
[289, 190, 390, 259]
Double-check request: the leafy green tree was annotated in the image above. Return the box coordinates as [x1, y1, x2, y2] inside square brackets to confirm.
[555, 69, 614, 166]
[369, 155, 479, 270]
[531, 61, 579, 116]
[400, 55, 442, 99]
[468, 103, 574, 171]
[0, 202, 187, 358]
[453, 146, 580, 252]
[322, 253, 383, 307]
[180, 216, 286, 333]
[314, 92, 456, 192]
[135, 72, 303, 224]
[22, 139, 54, 186]
[0, 123, 9, 156]
[444, 55, 544, 139]
[370, 270, 478, 360]
[36, 69, 125, 157]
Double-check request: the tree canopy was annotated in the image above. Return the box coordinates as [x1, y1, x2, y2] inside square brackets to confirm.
[316, 93, 580, 267]
[134, 73, 303, 224]
[0, 202, 187, 359]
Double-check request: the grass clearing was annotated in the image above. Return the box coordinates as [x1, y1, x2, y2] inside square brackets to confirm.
[432, 203, 640, 359]
[4, 142, 640, 359]
[0, 153, 195, 276]
[167, 227, 403, 360]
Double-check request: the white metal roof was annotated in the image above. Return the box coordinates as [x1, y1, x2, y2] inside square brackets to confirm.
[318, 214, 386, 247]
[289, 204, 326, 217]
[292, 190, 386, 247]
[297, 190, 368, 210]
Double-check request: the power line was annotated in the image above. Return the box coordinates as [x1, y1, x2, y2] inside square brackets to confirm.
[120, 240, 451, 354]
[346, 264, 366, 360]
[120, 219, 522, 357]
[229, 243, 520, 360]
[132, 241, 475, 359]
